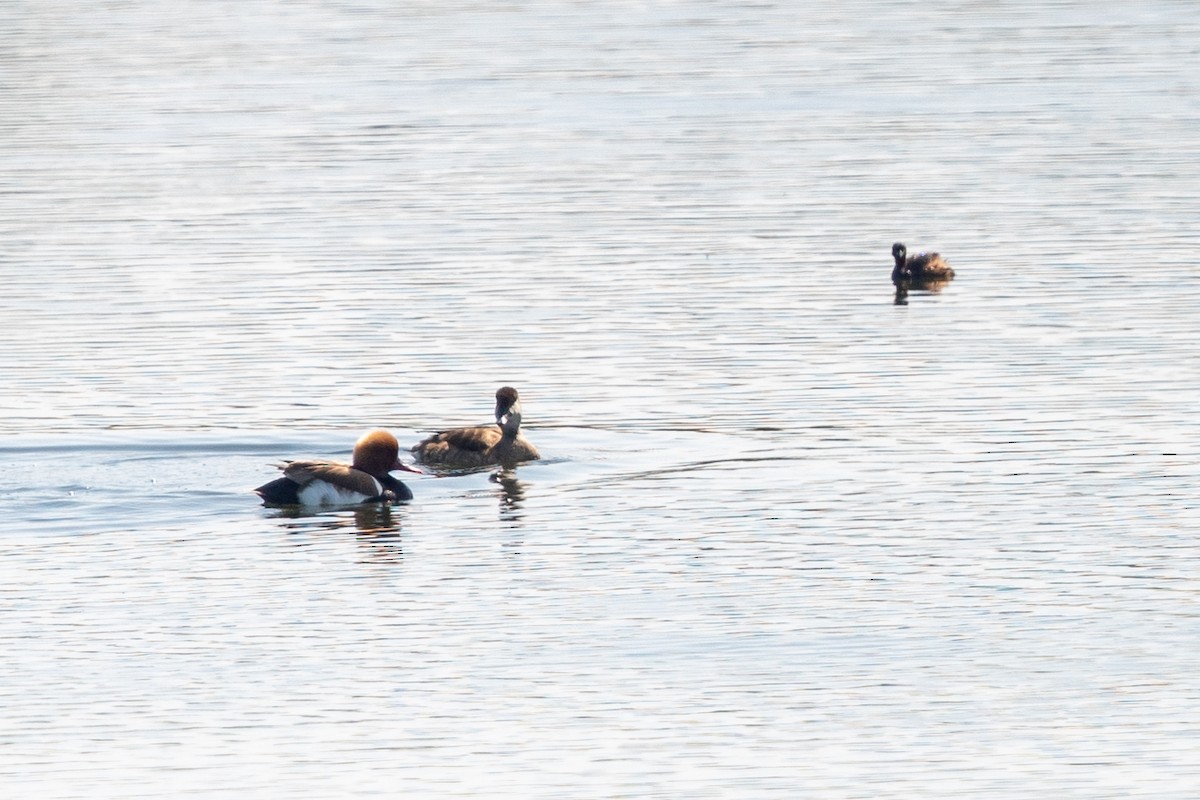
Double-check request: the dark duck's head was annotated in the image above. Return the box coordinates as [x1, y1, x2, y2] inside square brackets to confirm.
[891, 242, 910, 285]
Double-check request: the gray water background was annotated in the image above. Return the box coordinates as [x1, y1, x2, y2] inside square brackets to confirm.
[1, 1, 1198, 797]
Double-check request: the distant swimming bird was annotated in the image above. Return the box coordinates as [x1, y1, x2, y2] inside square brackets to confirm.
[255, 429, 419, 506]
[412, 386, 540, 468]
[891, 242, 955, 286]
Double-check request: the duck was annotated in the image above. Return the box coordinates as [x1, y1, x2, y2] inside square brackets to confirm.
[412, 386, 541, 468]
[891, 242, 955, 286]
[255, 429, 420, 506]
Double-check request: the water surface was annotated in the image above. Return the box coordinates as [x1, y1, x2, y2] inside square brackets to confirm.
[2, 1, 1199, 797]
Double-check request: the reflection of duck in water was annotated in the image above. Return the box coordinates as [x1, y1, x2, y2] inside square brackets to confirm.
[412, 386, 540, 469]
[491, 469, 527, 517]
[255, 430, 419, 506]
[351, 503, 402, 535]
[892, 242, 955, 289]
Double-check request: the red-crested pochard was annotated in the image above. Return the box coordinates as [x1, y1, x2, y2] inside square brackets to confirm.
[255, 429, 420, 506]
[412, 386, 540, 468]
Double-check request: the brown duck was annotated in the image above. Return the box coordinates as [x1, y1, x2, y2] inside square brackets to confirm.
[412, 386, 540, 468]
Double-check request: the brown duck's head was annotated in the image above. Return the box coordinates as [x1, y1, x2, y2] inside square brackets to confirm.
[494, 386, 524, 433]
[892, 242, 907, 264]
[352, 430, 420, 476]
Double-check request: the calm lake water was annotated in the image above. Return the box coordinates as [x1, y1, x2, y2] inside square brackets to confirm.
[2, 1, 1199, 797]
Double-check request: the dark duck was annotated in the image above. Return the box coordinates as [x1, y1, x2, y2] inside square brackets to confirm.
[891, 242, 955, 288]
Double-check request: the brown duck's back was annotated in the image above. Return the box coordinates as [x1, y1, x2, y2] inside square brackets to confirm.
[413, 426, 540, 467]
